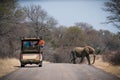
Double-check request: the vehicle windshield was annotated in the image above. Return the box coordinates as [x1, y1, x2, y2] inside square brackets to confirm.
[22, 40, 39, 53]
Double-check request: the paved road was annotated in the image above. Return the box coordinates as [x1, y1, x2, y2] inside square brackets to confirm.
[1, 63, 120, 80]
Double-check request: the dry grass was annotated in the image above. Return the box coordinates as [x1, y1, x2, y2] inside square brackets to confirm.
[94, 55, 120, 78]
[0, 58, 20, 77]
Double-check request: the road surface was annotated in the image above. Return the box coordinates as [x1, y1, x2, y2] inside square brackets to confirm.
[0, 63, 120, 80]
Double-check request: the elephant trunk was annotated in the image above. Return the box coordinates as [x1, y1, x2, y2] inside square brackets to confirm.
[92, 54, 96, 64]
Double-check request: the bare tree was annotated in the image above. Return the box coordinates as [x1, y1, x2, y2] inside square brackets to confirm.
[104, 0, 120, 30]
[23, 5, 57, 37]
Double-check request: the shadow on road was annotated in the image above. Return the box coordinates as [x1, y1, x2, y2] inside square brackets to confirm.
[14, 65, 40, 68]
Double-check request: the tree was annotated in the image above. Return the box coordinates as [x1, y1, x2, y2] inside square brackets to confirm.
[0, 0, 29, 58]
[0, 0, 25, 37]
[23, 5, 57, 37]
[0, 0, 16, 36]
[50, 26, 67, 47]
[104, 0, 120, 30]
[75, 22, 107, 52]
[63, 26, 85, 47]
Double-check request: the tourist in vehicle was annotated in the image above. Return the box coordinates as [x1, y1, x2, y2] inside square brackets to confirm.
[25, 41, 31, 48]
[38, 37, 45, 53]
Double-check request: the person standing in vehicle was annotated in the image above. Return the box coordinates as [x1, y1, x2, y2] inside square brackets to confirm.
[38, 37, 45, 53]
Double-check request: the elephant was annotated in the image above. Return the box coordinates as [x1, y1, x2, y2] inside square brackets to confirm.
[71, 46, 96, 65]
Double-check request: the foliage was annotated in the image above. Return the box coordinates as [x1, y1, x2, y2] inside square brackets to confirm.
[63, 26, 85, 47]
[48, 23, 120, 63]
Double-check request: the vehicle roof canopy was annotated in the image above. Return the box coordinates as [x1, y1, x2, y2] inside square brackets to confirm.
[21, 37, 40, 41]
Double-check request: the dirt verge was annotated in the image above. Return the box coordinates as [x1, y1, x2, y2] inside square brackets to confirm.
[94, 55, 120, 78]
[0, 58, 19, 77]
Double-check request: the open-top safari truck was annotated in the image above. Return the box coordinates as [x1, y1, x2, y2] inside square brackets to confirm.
[20, 37, 42, 67]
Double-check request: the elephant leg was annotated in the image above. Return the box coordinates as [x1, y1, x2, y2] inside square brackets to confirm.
[80, 53, 85, 63]
[86, 55, 90, 65]
[71, 51, 76, 64]
[73, 57, 76, 64]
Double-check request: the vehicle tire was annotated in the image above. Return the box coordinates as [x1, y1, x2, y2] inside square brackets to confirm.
[38, 61, 42, 67]
[21, 64, 25, 67]
[39, 64, 42, 67]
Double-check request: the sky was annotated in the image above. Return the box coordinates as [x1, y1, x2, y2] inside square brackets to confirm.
[18, 0, 119, 33]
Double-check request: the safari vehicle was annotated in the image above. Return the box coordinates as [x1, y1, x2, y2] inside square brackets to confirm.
[20, 37, 42, 67]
